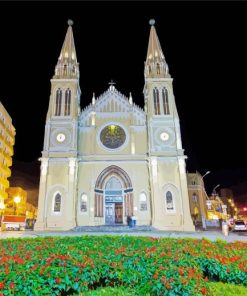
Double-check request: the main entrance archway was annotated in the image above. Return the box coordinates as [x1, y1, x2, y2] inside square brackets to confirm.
[94, 166, 133, 225]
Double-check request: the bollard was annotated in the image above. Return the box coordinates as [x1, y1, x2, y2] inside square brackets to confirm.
[222, 224, 229, 236]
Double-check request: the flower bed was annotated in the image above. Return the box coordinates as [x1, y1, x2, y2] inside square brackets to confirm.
[0, 236, 246, 295]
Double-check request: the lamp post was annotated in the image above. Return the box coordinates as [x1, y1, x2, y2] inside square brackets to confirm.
[212, 184, 220, 196]
[200, 171, 210, 230]
[201, 171, 211, 181]
[13, 196, 21, 215]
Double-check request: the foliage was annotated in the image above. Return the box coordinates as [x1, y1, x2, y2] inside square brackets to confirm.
[79, 286, 138, 295]
[207, 282, 247, 296]
[0, 236, 246, 295]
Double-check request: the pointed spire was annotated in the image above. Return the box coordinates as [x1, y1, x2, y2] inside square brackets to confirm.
[92, 93, 96, 105]
[129, 92, 133, 105]
[145, 19, 170, 78]
[54, 20, 79, 79]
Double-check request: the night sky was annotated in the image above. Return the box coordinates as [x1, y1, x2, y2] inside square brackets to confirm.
[1, 2, 247, 200]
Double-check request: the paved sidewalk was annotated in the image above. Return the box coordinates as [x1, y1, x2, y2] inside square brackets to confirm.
[1, 229, 247, 242]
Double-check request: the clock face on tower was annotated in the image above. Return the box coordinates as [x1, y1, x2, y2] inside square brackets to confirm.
[100, 125, 126, 149]
[56, 133, 66, 143]
[160, 132, 169, 142]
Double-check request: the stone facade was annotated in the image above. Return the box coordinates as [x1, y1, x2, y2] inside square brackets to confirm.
[35, 20, 194, 231]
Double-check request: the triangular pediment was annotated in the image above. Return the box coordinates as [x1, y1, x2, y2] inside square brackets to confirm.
[94, 86, 131, 113]
[80, 86, 145, 127]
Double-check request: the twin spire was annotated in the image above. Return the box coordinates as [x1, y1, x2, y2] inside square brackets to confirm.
[145, 19, 170, 78]
[54, 19, 169, 80]
[54, 20, 79, 79]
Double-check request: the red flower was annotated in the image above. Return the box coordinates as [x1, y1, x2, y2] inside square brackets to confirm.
[9, 282, 14, 289]
[201, 287, 207, 295]
[227, 268, 230, 273]
[170, 278, 174, 283]
[56, 278, 61, 284]
[166, 283, 171, 290]
[153, 273, 158, 280]
[0, 282, 4, 289]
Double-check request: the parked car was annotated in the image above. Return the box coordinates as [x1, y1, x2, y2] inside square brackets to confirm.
[232, 220, 247, 232]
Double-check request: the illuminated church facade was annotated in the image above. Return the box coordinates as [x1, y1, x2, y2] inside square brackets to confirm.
[35, 20, 194, 231]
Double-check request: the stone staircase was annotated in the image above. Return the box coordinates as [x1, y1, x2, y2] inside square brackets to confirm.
[72, 225, 155, 232]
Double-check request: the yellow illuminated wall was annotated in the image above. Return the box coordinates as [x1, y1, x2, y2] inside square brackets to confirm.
[0, 102, 15, 212]
[5, 187, 27, 216]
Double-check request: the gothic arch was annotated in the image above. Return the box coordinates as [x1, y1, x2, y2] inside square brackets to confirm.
[94, 166, 133, 219]
[95, 165, 132, 190]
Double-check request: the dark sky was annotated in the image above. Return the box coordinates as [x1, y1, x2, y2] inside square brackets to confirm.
[1, 2, 247, 200]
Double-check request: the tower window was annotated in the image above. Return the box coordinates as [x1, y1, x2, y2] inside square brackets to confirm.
[64, 88, 71, 116]
[162, 88, 170, 115]
[192, 193, 198, 203]
[165, 191, 175, 212]
[63, 64, 67, 76]
[157, 63, 160, 75]
[55, 89, 62, 116]
[153, 88, 160, 115]
[53, 193, 61, 213]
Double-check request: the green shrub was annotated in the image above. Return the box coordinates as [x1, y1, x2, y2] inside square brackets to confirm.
[80, 286, 138, 295]
[0, 236, 246, 295]
[208, 282, 247, 296]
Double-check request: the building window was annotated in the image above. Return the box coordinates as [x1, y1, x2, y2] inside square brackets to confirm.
[55, 89, 62, 116]
[192, 193, 198, 203]
[94, 194, 103, 217]
[157, 63, 160, 74]
[153, 88, 160, 115]
[80, 194, 87, 212]
[139, 192, 147, 211]
[64, 88, 71, 116]
[162, 88, 170, 115]
[53, 193, 61, 213]
[166, 191, 175, 212]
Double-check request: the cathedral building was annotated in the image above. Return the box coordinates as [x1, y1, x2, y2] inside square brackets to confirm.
[35, 20, 194, 231]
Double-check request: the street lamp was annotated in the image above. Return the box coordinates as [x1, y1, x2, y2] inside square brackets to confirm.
[212, 184, 220, 196]
[13, 196, 21, 215]
[201, 171, 211, 180]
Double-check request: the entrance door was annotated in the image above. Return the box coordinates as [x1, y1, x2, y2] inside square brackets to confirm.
[105, 203, 115, 225]
[115, 203, 123, 224]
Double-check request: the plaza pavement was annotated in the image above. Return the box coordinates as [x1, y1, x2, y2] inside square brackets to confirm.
[0, 229, 247, 243]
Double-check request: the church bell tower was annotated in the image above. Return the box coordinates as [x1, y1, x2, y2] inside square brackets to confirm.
[144, 20, 194, 231]
[35, 20, 80, 230]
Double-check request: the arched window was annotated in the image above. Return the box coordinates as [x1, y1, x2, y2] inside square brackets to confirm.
[53, 193, 61, 213]
[80, 194, 87, 212]
[192, 193, 198, 203]
[63, 64, 67, 76]
[139, 192, 147, 211]
[153, 88, 160, 115]
[162, 88, 170, 115]
[64, 88, 71, 116]
[157, 63, 160, 75]
[166, 191, 174, 211]
[55, 89, 62, 116]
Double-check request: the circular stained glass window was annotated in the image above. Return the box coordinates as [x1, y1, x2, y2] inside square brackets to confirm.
[100, 125, 126, 149]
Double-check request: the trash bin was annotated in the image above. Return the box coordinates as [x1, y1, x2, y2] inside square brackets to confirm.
[132, 216, 137, 227]
[127, 216, 133, 227]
